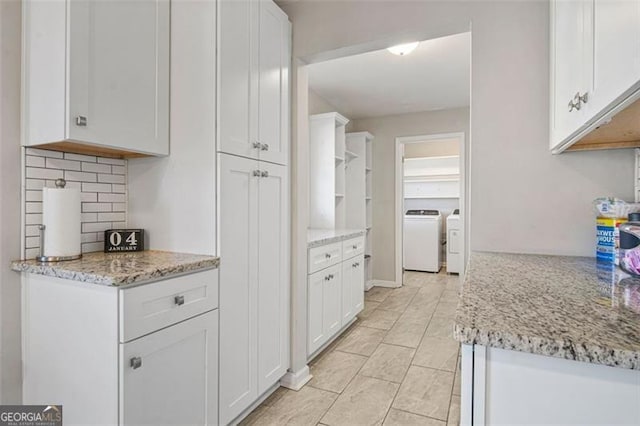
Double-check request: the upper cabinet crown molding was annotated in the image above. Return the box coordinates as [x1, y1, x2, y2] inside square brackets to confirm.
[22, 0, 170, 158]
[217, 0, 291, 166]
[550, 0, 640, 153]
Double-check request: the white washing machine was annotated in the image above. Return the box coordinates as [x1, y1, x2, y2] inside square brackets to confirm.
[403, 209, 442, 273]
[446, 209, 461, 274]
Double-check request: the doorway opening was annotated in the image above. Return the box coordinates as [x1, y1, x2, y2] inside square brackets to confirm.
[395, 133, 466, 285]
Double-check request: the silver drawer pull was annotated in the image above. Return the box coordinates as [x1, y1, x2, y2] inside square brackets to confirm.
[174, 295, 185, 306]
[261, 143, 269, 151]
[75, 115, 87, 126]
[325, 253, 331, 259]
[253, 170, 261, 177]
[253, 141, 261, 149]
[261, 171, 269, 178]
[352, 245, 357, 249]
[325, 275, 330, 281]
[329, 274, 334, 279]
[130, 356, 142, 370]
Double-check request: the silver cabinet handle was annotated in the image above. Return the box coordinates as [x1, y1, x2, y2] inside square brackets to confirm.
[568, 92, 589, 112]
[253, 141, 261, 149]
[325, 253, 331, 259]
[352, 263, 357, 268]
[261, 171, 269, 178]
[260, 143, 269, 151]
[130, 356, 142, 370]
[75, 116, 87, 126]
[174, 295, 185, 306]
[329, 274, 334, 279]
[352, 245, 357, 249]
[325, 275, 330, 281]
[253, 170, 261, 177]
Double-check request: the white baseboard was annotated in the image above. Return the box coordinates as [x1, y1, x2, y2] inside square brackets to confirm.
[368, 279, 401, 289]
[280, 365, 312, 391]
[364, 280, 375, 291]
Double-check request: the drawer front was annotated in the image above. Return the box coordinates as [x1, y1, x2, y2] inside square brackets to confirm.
[342, 236, 365, 260]
[308, 241, 342, 274]
[120, 269, 219, 342]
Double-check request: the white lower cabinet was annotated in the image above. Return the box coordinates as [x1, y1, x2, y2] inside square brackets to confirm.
[121, 311, 218, 425]
[218, 153, 290, 424]
[307, 237, 365, 358]
[22, 269, 219, 425]
[462, 344, 640, 425]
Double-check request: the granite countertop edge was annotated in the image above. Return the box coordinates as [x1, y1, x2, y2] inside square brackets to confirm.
[11, 252, 220, 287]
[307, 229, 366, 248]
[453, 322, 640, 370]
[453, 251, 640, 371]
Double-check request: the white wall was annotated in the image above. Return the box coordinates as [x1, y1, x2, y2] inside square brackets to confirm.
[280, 0, 635, 282]
[128, 0, 216, 256]
[351, 107, 469, 280]
[0, 0, 23, 403]
[309, 89, 340, 115]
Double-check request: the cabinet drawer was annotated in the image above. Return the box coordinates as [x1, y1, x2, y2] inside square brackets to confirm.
[119, 269, 219, 343]
[342, 236, 365, 260]
[308, 242, 342, 274]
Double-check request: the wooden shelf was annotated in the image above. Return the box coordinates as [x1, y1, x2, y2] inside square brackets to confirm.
[29, 141, 151, 159]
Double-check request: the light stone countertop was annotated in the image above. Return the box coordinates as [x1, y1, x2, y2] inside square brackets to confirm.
[11, 250, 219, 287]
[308, 228, 366, 248]
[454, 251, 640, 370]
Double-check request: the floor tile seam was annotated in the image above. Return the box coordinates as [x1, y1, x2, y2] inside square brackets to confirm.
[317, 338, 386, 425]
[389, 406, 449, 424]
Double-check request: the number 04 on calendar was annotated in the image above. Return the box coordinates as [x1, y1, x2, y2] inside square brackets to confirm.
[104, 229, 145, 252]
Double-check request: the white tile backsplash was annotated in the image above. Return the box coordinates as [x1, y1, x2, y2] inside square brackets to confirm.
[23, 147, 128, 259]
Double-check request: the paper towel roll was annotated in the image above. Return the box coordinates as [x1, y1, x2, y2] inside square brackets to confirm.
[42, 186, 81, 258]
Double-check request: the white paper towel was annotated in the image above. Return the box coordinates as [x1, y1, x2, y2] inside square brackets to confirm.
[42, 186, 81, 257]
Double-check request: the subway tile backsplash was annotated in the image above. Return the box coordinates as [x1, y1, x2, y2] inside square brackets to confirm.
[23, 148, 128, 259]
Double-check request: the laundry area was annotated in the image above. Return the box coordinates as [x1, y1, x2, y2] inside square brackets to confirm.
[402, 138, 462, 274]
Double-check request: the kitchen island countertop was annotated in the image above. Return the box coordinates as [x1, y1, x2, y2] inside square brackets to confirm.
[11, 250, 219, 287]
[454, 251, 640, 370]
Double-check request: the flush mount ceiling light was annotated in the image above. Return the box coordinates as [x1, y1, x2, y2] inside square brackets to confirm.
[387, 42, 419, 56]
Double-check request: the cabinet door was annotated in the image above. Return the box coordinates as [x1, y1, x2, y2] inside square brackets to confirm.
[68, 0, 169, 155]
[308, 269, 326, 355]
[352, 256, 365, 315]
[257, 1, 290, 166]
[589, 0, 640, 115]
[550, 0, 589, 149]
[341, 260, 354, 324]
[120, 311, 218, 426]
[257, 161, 289, 394]
[218, 0, 260, 160]
[218, 153, 259, 425]
[324, 265, 342, 338]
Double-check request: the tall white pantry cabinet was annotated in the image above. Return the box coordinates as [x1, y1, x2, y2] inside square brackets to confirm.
[217, 0, 292, 424]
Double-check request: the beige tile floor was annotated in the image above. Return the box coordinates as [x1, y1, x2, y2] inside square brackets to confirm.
[241, 271, 462, 426]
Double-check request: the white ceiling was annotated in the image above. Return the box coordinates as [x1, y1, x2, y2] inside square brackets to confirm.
[307, 32, 471, 120]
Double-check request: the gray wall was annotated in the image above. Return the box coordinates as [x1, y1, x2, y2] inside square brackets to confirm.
[351, 108, 470, 281]
[280, 0, 635, 282]
[0, 0, 23, 403]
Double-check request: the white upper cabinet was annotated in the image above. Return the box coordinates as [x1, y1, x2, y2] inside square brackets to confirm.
[550, 0, 640, 153]
[589, 1, 640, 115]
[22, 0, 170, 156]
[218, 0, 291, 165]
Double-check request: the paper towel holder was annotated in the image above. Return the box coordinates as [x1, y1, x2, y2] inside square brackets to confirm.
[36, 179, 82, 263]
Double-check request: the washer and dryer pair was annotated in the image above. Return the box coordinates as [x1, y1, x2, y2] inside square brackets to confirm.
[403, 209, 460, 274]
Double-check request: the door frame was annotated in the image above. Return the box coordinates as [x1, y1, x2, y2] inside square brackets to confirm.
[395, 132, 466, 285]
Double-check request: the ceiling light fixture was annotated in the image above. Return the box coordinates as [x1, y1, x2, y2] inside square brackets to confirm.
[387, 42, 419, 56]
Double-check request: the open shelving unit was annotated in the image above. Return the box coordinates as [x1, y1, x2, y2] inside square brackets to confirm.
[404, 155, 460, 199]
[309, 113, 374, 287]
[309, 112, 350, 228]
